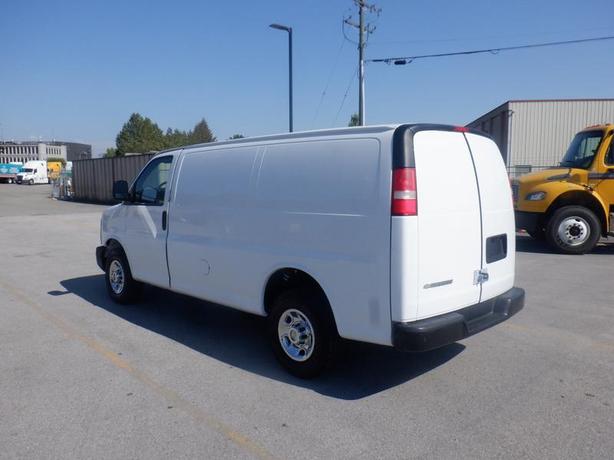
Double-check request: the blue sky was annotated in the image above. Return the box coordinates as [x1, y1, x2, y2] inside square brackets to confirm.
[1, 0, 613, 155]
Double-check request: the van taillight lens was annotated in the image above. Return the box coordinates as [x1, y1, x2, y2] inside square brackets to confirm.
[392, 168, 417, 216]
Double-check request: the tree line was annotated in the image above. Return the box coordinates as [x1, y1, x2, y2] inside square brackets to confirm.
[105, 113, 244, 157]
[105, 111, 359, 157]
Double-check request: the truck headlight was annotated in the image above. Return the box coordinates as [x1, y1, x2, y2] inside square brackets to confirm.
[526, 191, 546, 201]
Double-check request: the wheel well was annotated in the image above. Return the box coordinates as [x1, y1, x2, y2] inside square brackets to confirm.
[546, 191, 608, 235]
[263, 268, 338, 332]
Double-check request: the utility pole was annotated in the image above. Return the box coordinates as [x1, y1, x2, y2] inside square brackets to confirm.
[358, 3, 365, 126]
[344, 1, 380, 126]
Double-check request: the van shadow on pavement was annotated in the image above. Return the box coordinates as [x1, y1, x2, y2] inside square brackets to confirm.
[54, 275, 464, 400]
[515, 234, 614, 255]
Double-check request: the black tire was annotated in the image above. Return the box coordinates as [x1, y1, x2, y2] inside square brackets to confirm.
[545, 206, 601, 254]
[267, 290, 337, 378]
[104, 245, 142, 304]
[29, 179, 34, 185]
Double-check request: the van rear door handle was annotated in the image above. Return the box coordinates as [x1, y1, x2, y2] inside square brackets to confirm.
[162, 210, 167, 231]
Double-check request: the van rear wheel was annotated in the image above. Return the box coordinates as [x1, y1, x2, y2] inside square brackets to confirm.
[268, 291, 336, 378]
[546, 206, 600, 254]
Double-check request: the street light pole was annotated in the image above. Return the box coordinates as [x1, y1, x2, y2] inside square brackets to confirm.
[269, 23, 293, 132]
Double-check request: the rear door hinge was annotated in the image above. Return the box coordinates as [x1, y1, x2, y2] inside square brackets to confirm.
[473, 268, 489, 285]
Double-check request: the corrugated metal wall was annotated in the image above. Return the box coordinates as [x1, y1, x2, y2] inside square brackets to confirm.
[72, 154, 153, 202]
[468, 99, 614, 173]
[467, 102, 511, 163]
[508, 100, 614, 168]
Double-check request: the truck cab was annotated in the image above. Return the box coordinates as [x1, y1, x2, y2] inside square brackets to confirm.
[16, 161, 49, 185]
[513, 124, 614, 253]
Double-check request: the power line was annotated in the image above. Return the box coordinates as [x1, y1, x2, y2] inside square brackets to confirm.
[368, 35, 614, 64]
[311, 32, 346, 128]
[368, 26, 614, 46]
[333, 66, 358, 126]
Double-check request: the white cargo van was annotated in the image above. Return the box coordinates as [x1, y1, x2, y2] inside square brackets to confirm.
[16, 160, 48, 185]
[96, 124, 524, 377]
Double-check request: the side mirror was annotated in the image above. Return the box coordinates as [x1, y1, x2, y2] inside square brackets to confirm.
[112, 180, 129, 201]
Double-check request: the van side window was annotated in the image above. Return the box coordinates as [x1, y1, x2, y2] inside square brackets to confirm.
[132, 156, 173, 205]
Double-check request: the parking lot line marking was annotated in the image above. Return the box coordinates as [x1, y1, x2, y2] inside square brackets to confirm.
[0, 280, 276, 460]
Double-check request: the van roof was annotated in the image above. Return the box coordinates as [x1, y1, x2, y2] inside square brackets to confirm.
[156, 123, 487, 155]
[158, 125, 401, 155]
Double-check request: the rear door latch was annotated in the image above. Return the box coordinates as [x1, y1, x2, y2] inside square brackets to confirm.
[473, 268, 489, 285]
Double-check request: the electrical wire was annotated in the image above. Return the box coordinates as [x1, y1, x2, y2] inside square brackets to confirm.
[333, 66, 358, 126]
[311, 36, 346, 128]
[368, 35, 614, 64]
[368, 26, 614, 46]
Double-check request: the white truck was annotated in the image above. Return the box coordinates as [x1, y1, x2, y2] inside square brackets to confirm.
[16, 161, 48, 185]
[96, 124, 525, 377]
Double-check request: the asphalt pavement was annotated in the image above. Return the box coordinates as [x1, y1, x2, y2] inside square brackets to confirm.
[1, 183, 613, 459]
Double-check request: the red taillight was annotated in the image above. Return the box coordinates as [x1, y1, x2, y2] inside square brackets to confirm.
[453, 126, 469, 132]
[392, 167, 417, 216]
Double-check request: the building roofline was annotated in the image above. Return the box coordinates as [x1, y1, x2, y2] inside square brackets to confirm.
[508, 98, 614, 103]
[467, 98, 614, 126]
[466, 101, 511, 127]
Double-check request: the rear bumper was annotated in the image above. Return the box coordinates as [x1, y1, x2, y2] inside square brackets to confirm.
[392, 287, 525, 352]
[515, 211, 541, 232]
[96, 246, 106, 271]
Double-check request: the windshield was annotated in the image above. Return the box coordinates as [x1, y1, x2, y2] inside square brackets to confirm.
[23, 168, 34, 173]
[560, 130, 603, 169]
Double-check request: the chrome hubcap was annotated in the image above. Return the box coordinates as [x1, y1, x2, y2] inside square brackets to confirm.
[109, 260, 125, 294]
[557, 216, 590, 247]
[278, 309, 315, 362]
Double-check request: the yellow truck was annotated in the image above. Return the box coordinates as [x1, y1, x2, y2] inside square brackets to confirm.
[47, 160, 63, 183]
[513, 124, 614, 254]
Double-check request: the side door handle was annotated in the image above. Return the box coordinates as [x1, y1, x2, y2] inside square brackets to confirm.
[162, 210, 167, 231]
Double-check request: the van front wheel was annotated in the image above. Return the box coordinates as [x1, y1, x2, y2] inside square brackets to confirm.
[104, 246, 142, 304]
[268, 291, 336, 378]
[546, 206, 601, 254]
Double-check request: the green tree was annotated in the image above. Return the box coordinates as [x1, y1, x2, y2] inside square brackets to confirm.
[164, 128, 190, 149]
[189, 118, 216, 144]
[116, 113, 165, 154]
[348, 113, 360, 127]
[228, 134, 245, 140]
[104, 148, 118, 158]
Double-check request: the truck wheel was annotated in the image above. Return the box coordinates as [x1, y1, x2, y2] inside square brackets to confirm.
[546, 206, 601, 254]
[104, 246, 142, 304]
[29, 179, 34, 185]
[268, 290, 336, 378]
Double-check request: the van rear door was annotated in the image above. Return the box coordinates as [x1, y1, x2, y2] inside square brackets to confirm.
[412, 129, 482, 320]
[464, 133, 515, 301]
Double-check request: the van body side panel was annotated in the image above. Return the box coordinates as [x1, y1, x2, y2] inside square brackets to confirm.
[413, 131, 482, 320]
[465, 133, 516, 300]
[166, 146, 261, 310]
[390, 216, 419, 322]
[254, 138, 392, 345]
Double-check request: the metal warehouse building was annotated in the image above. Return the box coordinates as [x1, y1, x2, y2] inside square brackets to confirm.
[467, 99, 614, 176]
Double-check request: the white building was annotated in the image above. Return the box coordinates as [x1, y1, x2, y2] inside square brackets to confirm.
[0, 142, 67, 164]
[467, 99, 614, 176]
